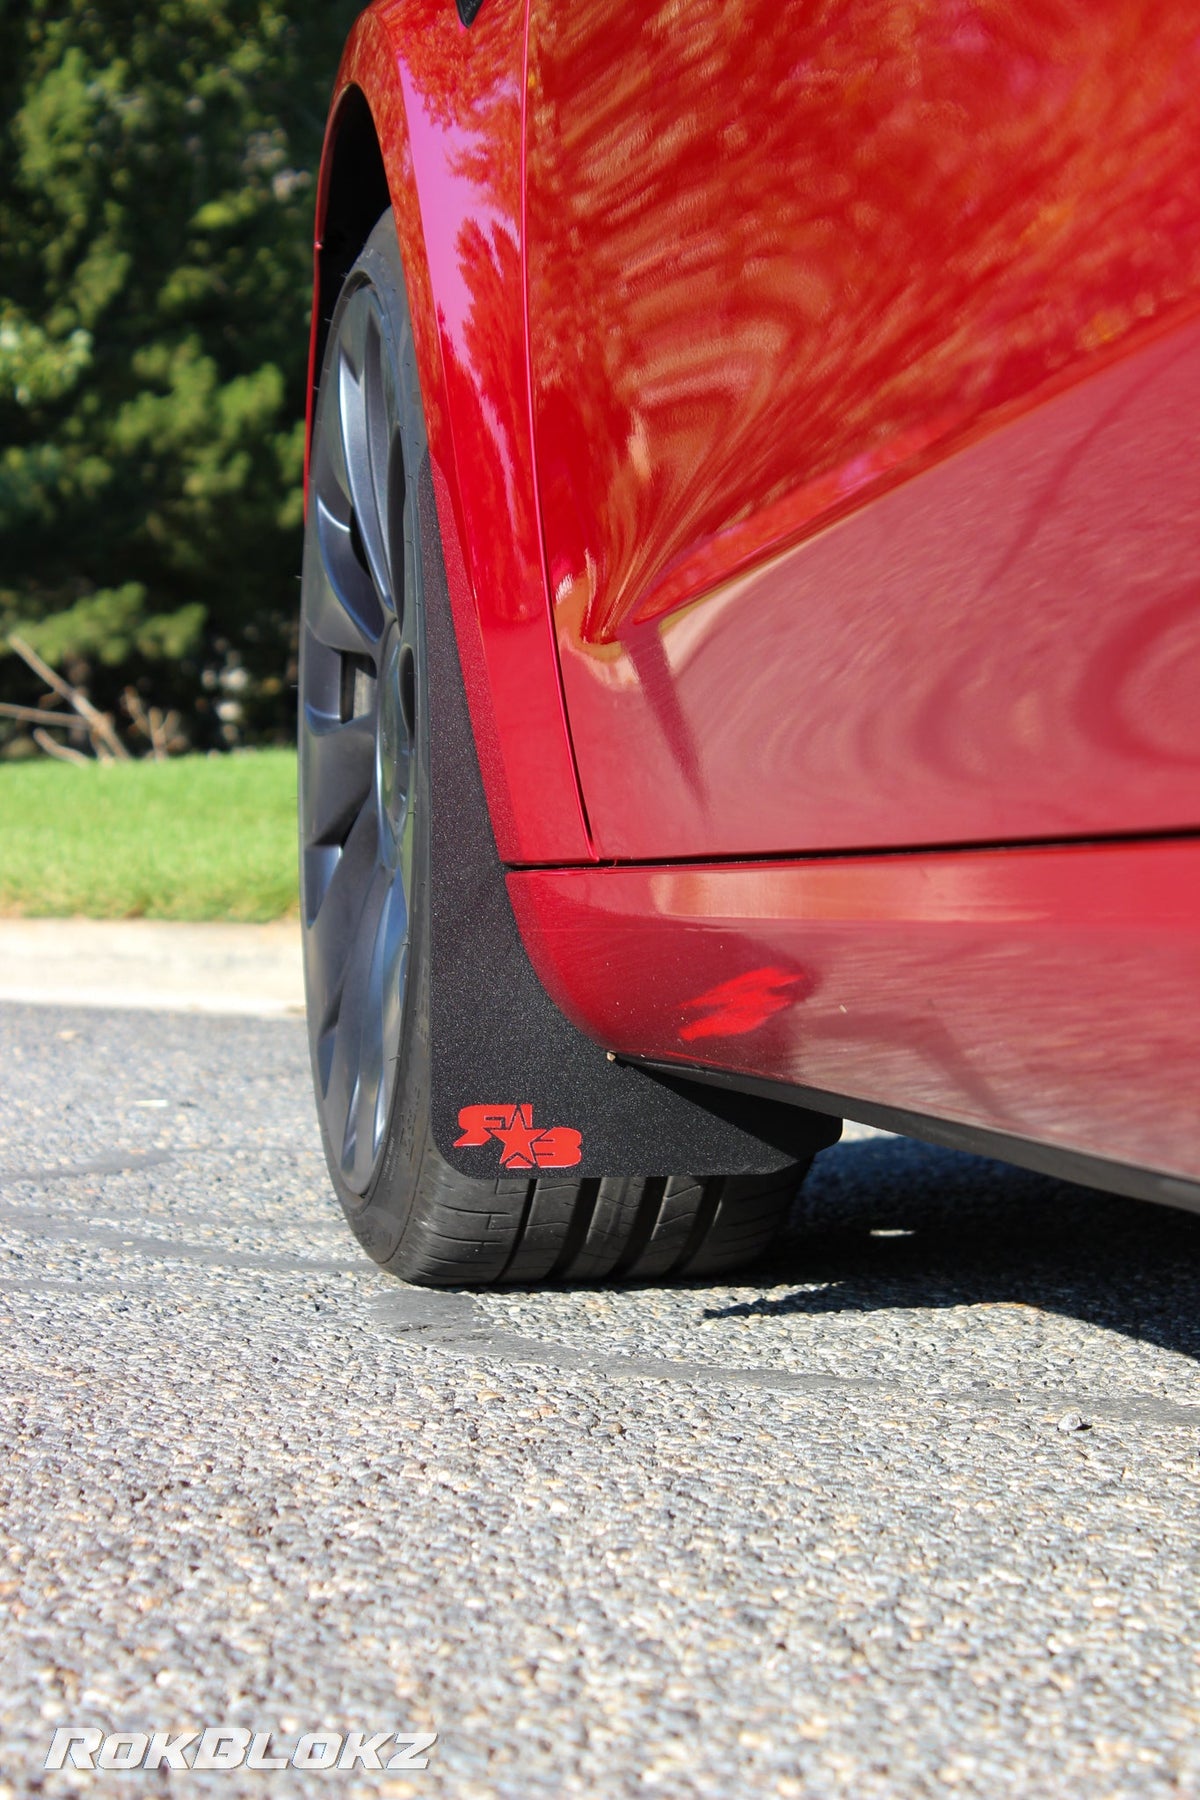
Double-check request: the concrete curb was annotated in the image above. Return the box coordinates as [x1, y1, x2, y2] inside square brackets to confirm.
[0, 918, 304, 1018]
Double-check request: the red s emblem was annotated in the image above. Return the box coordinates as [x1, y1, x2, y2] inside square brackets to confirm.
[455, 1104, 583, 1171]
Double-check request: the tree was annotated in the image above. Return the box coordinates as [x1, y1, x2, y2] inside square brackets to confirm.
[0, 0, 359, 750]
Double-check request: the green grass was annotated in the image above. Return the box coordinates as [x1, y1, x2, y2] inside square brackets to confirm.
[0, 750, 298, 922]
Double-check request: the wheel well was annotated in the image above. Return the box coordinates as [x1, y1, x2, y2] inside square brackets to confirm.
[313, 85, 391, 405]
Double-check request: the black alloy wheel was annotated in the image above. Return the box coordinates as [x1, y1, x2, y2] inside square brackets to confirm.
[299, 231, 418, 1197]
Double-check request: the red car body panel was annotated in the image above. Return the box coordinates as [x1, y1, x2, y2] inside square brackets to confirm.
[508, 839, 1200, 1190]
[524, 0, 1200, 858]
[538, 320, 1200, 857]
[313, 0, 1200, 1195]
[314, 1, 590, 865]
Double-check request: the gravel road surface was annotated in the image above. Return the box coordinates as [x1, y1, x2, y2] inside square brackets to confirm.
[1, 1001, 1198, 1798]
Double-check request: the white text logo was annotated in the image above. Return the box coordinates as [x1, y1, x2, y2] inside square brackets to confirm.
[44, 1727, 436, 1772]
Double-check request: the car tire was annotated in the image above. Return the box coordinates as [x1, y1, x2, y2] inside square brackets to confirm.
[299, 211, 811, 1287]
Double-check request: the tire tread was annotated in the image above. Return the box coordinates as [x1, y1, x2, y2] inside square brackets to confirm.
[381, 1133, 807, 1287]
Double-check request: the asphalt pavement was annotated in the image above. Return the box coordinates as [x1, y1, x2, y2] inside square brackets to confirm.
[2, 992, 1199, 1797]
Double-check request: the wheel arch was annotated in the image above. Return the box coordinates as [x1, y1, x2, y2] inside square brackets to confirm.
[308, 84, 390, 439]
[307, 5, 592, 866]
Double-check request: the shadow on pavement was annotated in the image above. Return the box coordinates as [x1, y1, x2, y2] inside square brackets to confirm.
[705, 1134, 1200, 1364]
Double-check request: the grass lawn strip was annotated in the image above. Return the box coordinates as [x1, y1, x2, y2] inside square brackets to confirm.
[0, 750, 297, 922]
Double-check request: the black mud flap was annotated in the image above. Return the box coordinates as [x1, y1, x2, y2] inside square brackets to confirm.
[421, 464, 841, 1180]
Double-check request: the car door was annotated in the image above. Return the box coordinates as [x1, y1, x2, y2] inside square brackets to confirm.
[523, 0, 1200, 860]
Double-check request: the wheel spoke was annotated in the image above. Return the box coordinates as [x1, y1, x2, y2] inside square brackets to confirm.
[301, 706, 375, 848]
[363, 313, 394, 558]
[323, 864, 389, 1184]
[348, 914, 389, 1190]
[302, 800, 380, 1029]
[322, 891, 377, 1133]
[394, 803, 414, 902]
[338, 328, 394, 610]
[377, 873, 409, 1066]
[347, 872, 410, 1190]
[303, 488, 385, 656]
[301, 842, 340, 929]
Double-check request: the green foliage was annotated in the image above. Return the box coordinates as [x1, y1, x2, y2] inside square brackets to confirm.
[19, 582, 206, 667]
[0, 0, 360, 749]
[0, 749, 298, 920]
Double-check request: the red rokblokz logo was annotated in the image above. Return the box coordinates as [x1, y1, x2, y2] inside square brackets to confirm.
[455, 1104, 582, 1170]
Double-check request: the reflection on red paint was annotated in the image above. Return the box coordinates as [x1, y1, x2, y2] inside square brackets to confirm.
[507, 841, 1200, 1185]
[679, 966, 809, 1042]
[525, 0, 1200, 862]
[528, 0, 1200, 650]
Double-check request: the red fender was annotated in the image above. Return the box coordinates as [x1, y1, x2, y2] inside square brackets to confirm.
[307, 0, 591, 866]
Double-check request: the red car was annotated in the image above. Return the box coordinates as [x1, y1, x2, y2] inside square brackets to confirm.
[299, 0, 1200, 1286]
